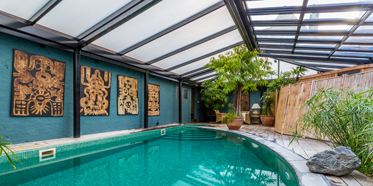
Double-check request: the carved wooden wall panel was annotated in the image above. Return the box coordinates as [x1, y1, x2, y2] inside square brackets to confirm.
[241, 92, 250, 111]
[80, 66, 111, 116]
[11, 50, 66, 117]
[148, 84, 160, 116]
[117, 75, 138, 115]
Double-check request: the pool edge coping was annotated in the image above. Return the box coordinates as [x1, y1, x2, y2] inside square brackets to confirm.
[198, 126, 331, 186]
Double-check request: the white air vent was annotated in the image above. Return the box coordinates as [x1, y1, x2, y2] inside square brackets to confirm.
[39, 148, 56, 162]
[161, 129, 166, 135]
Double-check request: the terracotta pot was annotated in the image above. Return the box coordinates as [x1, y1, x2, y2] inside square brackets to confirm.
[260, 115, 275, 126]
[226, 117, 243, 130]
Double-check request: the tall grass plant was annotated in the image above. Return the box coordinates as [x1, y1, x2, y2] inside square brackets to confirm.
[291, 88, 373, 176]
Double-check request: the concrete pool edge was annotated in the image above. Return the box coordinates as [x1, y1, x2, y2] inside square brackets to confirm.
[198, 126, 331, 186]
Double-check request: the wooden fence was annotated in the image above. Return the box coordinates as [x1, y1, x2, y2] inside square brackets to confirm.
[275, 70, 373, 137]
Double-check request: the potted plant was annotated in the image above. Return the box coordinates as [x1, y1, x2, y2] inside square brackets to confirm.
[200, 80, 228, 122]
[222, 104, 244, 130]
[206, 45, 274, 130]
[260, 92, 275, 126]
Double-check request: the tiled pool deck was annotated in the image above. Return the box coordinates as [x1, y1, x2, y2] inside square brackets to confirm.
[207, 124, 373, 186]
[3, 123, 373, 186]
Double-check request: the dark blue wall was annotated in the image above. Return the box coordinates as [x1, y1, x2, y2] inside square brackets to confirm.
[0, 33, 195, 144]
[219, 87, 266, 115]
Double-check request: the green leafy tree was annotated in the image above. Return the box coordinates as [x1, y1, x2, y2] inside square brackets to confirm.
[205, 45, 274, 116]
[267, 67, 308, 92]
[200, 80, 228, 111]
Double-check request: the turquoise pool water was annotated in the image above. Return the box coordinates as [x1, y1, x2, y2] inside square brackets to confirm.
[0, 128, 298, 186]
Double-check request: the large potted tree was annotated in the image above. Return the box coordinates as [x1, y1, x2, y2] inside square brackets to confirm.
[200, 80, 228, 122]
[205, 45, 274, 130]
[260, 92, 275, 126]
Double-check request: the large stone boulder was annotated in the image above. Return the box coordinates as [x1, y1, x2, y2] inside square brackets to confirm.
[306, 146, 361, 176]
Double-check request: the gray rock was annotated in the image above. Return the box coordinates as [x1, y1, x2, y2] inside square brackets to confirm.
[306, 146, 361, 176]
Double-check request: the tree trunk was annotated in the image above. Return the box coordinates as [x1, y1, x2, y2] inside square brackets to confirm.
[232, 84, 242, 116]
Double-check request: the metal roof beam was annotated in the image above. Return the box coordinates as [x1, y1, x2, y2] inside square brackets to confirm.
[186, 69, 214, 79]
[147, 26, 237, 64]
[224, 0, 256, 50]
[194, 74, 217, 82]
[78, 0, 161, 48]
[276, 58, 327, 72]
[165, 41, 244, 71]
[260, 54, 371, 63]
[251, 19, 369, 26]
[263, 50, 372, 58]
[179, 67, 206, 76]
[247, 3, 373, 15]
[259, 44, 373, 53]
[256, 30, 373, 37]
[28, 0, 62, 26]
[118, 1, 226, 55]
[301, 63, 352, 69]
[257, 38, 373, 45]
[329, 10, 373, 57]
[197, 75, 218, 83]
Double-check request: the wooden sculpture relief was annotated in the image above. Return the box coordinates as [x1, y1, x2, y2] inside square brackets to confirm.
[11, 50, 66, 117]
[148, 84, 160, 116]
[241, 92, 250, 111]
[80, 66, 111, 116]
[117, 75, 138, 115]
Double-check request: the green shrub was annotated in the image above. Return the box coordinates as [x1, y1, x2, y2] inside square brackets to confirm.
[291, 88, 373, 176]
[200, 80, 228, 111]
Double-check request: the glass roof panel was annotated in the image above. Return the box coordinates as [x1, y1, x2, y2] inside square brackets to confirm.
[125, 7, 234, 62]
[339, 45, 373, 51]
[307, 0, 373, 6]
[37, 0, 132, 37]
[304, 11, 364, 20]
[294, 49, 330, 54]
[246, 0, 303, 9]
[251, 14, 300, 21]
[0, 0, 49, 20]
[296, 43, 336, 48]
[298, 36, 343, 40]
[191, 72, 216, 80]
[257, 35, 295, 39]
[333, 51, 373, 58]
[93, 0, 221, 52]
[366, 14, 373, 22]
[354, 26, 373, 34]
[153, 30, 242, 69]
[346, 36, 373, 43]
[300, 25, 353, 31]
[171, 49, 232, 74]
[254, 26, 298, 30]
[259, 42, 293, 46]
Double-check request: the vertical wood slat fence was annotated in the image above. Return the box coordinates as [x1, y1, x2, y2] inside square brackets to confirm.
[275, 71, 373, 137]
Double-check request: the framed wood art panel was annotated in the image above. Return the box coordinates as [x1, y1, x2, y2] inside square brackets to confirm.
[117, 75, 138, 115]
[80, 66, 111, 116]
[148, 84, 160, 116]
[10, 49, 66, 117]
